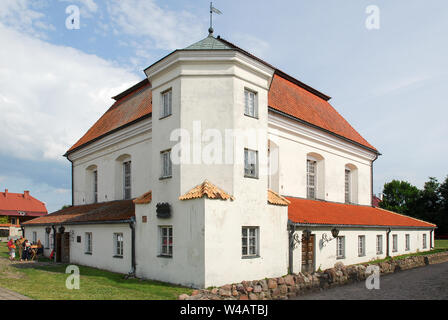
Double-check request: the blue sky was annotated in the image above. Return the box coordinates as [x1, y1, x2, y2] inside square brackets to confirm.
[0, 0, 447, 212]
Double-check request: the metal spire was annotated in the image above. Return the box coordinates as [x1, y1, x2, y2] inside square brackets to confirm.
[209, 2, 222, 36]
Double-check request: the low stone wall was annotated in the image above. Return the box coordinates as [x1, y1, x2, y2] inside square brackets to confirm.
[178, 251, 448, 300]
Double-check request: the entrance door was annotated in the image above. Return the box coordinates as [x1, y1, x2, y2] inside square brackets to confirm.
[301, 234, 315, 273]
[61, 232, 70, 263]
[56, 233, 62, 262]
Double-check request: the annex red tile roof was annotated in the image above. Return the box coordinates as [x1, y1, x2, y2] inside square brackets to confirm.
[134, 190, 152, 204]
[66, 79, 152, 155]
[269, 74, 377, 152]
[0, 190, 47, 217]
[22, 200, 134, 226]
[287, 197, 435, 228]
[268, 189, 290, 206]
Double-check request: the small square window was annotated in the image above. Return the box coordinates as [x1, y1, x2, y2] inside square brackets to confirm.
[242, 227, 259, 257]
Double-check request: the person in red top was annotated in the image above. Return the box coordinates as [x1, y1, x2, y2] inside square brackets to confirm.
[7, 238, 16, 261]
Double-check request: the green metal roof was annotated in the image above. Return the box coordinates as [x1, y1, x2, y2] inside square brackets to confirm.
[184, 35, 232, 50]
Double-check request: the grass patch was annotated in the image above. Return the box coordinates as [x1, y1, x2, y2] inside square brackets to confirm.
[359, 248, 448, 265]
[435, 239, 448, 249]
[0, 243, 192, 300]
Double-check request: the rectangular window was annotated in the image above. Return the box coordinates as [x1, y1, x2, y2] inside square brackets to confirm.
[376, 235, 383, 254]
[45, 232, 50, 249]
[85, 232, 92, 254]
[160, 150, 172, 178]
[10, 217, 16, 225]
[93, 170, 98, 203]
[336, 236, 345, 259]
[32, 231, 37, 244]
[159, 226, 173, 257]
[242, 227, 259, 257]
[307, 160, 316, 199]
[123, 161, 131, 200]
[358, 235, 366, 257]
[161, 89, 172, 118]
[345, 169, 351, 203]
[423, 234, 427, 249]
[113, 233, 123, 257]
[50, 233, 54, 249]
[244, 149, 258, 178]
[244, 89, 257, 118]
[405, 234, 410, 251]
[392, 234, 398, 252]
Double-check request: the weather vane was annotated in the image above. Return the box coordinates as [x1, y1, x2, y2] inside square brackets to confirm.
[209, 2, 222, 36]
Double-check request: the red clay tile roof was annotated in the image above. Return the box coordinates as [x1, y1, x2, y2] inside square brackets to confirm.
[287, 197, 435, 228]
[179, 180, 234, 201]
[66, 79, 152, 155]
[134, 191, 152, 204]
[268, 190, 290, 206]
[22, 200, 134, 225]
[0, 190, 47, 217]
[269, 74, 377, 152]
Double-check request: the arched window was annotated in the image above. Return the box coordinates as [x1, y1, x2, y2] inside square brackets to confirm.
[85, 165, 98, 204]
[115, 154, 132, 200]
[345, 164, 358, 204]
[306, 153, 325, 200]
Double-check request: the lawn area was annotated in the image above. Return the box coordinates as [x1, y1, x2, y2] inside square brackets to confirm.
[0, 243, 192, 300]
[435, 239, 448, 249]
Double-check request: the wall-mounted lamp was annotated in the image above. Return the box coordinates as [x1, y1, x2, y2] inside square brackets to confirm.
[322, 227, 340, 247]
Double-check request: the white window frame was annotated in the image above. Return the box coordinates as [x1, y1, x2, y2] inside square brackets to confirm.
[345, 169, 351, 203]
[358, 235, 366, 257]
[160, 150, 172, 179]
[376, 235, 383, 254]
[392, 234, 398, 252]
[307, 159, 317, 199]
[123, 161, 131, 200]
[113, 233, 123, 257]
[93, 169, 98, 203]
[242, 226, 259, 258]
[160, 89, 172, 119]
[405, 234, 410, 251]
[244, 89, 258, 118]
[423, 234, 427, 249]
[159, 226, 173, 257]
[244, 149, 258, 179]
[85, 232, 92, 254]
[336, 236, 345, 259]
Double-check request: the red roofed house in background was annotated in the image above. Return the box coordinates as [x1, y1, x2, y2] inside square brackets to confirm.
[0, 189, 47, 240]
[23, 32, 435, 288]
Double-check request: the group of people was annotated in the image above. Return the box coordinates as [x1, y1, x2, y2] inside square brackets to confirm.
[6, 237, 42, 262]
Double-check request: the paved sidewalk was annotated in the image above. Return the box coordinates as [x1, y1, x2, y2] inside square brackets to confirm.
[0, 287, 31, 300]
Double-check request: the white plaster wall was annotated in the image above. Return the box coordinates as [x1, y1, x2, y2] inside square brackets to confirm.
[204, 199, 288, 288]
[291, 227, 433, 273]
[70, 120, 152, 206]
[269, 114, 376, 205]
[24, 224, 132, 274]
[134, 199, 205, 288]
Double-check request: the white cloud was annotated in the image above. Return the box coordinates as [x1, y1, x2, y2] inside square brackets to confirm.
[106, 0, 205, 51]
[0, 0, 54, 37]
[0, 23, 140, 161]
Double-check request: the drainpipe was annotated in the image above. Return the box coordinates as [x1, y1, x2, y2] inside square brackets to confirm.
[386, 228, 391, 257]
[20, 226, 25, 238]
[52, 225, 56, 262]
[128, 217, 136, 276]
[287, 221, 296, 274]
[430, 229, 434, 249]
[371, 153, 379, 207]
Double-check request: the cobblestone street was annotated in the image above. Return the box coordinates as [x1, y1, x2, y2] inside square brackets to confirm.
[294, 261, 448, 300]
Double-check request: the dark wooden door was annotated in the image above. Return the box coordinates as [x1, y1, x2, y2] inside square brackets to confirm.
[61, 232, 70, 263]
[56, 233, 62, 263]
[301, 234, 315, 273]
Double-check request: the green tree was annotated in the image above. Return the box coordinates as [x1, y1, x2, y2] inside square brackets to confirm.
[379, 180, 420, 215]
